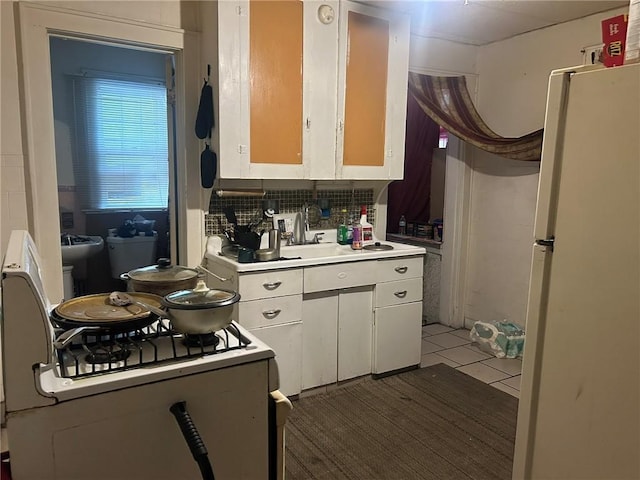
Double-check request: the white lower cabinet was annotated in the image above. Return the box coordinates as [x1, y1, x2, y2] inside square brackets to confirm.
[301, 286, 374, 390]
[337, 286, 373, 381]
[246, 322, 302, 398]
[301, 291, 338, 389]
[373, 302, 423, 374]
[229, 269, 304, 397]
[372, 257, 424, 374]
[207, 253, 424, 393]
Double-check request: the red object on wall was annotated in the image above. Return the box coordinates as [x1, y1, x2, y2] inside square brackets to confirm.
[602, 14, 629, 67]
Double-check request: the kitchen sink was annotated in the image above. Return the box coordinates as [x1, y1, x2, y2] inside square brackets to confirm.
[60, 234, 104, 265]
[280, 243, 354, 260]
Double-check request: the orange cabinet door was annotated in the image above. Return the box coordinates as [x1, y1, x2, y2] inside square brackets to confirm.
[342, 11, 389, 167]
[249, 0, 303, 165]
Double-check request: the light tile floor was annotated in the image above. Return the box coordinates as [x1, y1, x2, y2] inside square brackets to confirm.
[421, 323, 522, 399]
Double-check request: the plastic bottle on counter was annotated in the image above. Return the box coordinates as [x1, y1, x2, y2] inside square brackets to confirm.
[337, 209, 348, 245]
[346, 214, 354, 245]
[359, 205, 373, 244]
[399, 215, 407, 235]
[351, 223, 363, 250]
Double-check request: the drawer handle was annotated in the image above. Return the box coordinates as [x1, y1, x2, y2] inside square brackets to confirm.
[262, 309, 281, 318]
[394, 266, 408, 274]
[394, 290, 408, 298]
[338, 272, 347, 279]
[263, 281, 282, 290]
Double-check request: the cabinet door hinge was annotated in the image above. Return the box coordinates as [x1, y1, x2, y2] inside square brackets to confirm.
[238, 144, 248, 154]
[236, 6, 246, 16]
[305, 118, 311, 130]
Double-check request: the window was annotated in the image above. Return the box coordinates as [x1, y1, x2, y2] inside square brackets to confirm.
[73, 76, 169, 210]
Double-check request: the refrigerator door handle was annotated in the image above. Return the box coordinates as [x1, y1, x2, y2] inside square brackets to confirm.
[535, 237, 555, 251]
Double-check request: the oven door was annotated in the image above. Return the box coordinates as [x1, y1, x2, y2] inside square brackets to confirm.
[7, 361, 271, 479]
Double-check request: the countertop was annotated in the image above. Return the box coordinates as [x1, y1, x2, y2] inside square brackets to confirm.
[205, 235, 426, 273]
[386, 233, 442, 249]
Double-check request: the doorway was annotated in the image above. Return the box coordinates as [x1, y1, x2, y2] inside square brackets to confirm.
[50, 37, 174, 296]
[18, 3, 200, 303]
[386, 68, 476, 328]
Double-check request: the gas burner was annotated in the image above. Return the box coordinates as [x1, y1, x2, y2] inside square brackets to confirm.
[85, 344, 131, 364]
[183, 333, 220, 348]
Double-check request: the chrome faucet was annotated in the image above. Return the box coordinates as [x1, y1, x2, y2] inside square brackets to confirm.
[292, 204, 309, 245]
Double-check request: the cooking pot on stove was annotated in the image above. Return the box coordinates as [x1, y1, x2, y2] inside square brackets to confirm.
[161, 280, 240, 334]
[121, 258, 200, 296]
[51, 292, 165, 349]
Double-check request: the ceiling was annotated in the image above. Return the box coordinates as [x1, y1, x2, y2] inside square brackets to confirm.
[361, 1, 628, 45]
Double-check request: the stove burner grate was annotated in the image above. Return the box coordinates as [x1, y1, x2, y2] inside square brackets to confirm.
[85, 343, 131, 364]
[183, 333, 220, 348]
[55, 321, 251, 379]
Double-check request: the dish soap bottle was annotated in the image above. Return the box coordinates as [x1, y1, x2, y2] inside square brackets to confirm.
[359, 205, 373, 244]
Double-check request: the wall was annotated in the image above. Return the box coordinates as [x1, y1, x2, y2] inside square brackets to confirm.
[41, 1, 198, 30]
[409, 35, 478, 74]
[464, 7, 628, 328]
[1, 1, 30, 250]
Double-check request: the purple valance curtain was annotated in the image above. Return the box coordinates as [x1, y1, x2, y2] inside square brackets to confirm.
[408, 72, 543, 161]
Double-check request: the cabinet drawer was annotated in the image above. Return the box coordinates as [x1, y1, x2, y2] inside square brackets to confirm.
[376, 256, 423, 282]
[304, 261, 376, 293]
[238, 269, 303, 301]
[375, 277, 422, 307]
[239, 295, 302, 329]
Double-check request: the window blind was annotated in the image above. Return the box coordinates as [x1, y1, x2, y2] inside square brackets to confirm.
[73, 76, 169, 210]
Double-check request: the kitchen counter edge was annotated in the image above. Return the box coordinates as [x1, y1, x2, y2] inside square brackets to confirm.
[204, 241, 426, 273]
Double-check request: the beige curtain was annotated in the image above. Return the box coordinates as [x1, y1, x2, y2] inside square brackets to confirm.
[408, 72, 543, 162]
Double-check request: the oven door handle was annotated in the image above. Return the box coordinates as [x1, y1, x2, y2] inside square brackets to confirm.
[170, 401, 215, 480]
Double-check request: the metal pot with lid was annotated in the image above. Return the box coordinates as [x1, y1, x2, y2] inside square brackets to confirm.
[121, 258, 200, 296]
[162, 280, 241, 334]
[51, 292, 164, 349]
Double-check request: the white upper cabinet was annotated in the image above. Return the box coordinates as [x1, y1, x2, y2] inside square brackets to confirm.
[208, 0, 409, 180]
[336, 1, 410, 180]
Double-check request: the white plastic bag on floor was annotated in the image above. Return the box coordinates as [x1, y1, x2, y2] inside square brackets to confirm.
[470, 320, 525, 359]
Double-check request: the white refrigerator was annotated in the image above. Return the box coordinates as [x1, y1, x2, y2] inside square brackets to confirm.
[513, 63, 640, 479]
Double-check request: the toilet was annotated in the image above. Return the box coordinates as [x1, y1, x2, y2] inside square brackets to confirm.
[106, 233, 158, 279]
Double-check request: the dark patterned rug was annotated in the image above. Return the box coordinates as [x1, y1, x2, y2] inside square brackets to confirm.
[285, 363, 518, 480]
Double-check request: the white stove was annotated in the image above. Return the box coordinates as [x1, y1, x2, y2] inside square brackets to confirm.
[1, 230, 287, 480]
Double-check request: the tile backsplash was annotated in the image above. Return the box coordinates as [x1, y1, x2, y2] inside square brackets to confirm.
[205, 189, 374, 236]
